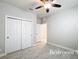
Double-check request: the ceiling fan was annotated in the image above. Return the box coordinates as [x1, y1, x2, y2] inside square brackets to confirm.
[30, 0, 62, 13]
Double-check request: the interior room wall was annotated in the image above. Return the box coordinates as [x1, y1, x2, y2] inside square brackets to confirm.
[0, 2, 37, 53]
[47, 6, 78, 50]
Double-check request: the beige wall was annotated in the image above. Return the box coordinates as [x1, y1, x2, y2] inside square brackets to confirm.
[47, 6, 78, 50]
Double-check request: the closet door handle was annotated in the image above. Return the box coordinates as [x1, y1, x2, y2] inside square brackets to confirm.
[7, 36, 9, 39]
[31, 34, 32, 37]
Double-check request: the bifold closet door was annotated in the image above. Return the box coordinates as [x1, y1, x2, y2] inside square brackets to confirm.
[5, 17, 21, 54]
[22, 21, 32, 49]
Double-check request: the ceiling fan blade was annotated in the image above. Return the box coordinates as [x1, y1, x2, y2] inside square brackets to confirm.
[40, 0, 48, 3]
[29, 8, 33, 10]
[50, 0, 54, 2]
[45, 0, 49, 1]
[35, 6, 43, 9]
[46, 8, 49, 13]
[52, 4, 61, 8]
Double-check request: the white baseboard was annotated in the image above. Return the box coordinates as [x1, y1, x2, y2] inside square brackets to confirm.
[47, 42, 77, 53]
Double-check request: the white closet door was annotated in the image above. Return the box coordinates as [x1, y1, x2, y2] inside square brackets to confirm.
[22, 21, 32, 49]
[5, 17, 21, 54]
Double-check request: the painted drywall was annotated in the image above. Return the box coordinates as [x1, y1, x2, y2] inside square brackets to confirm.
[0, 2, 37, 53]
[47, 6, 78, 50]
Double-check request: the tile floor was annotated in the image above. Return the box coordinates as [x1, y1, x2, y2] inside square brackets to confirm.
[0, 42, 78, 59]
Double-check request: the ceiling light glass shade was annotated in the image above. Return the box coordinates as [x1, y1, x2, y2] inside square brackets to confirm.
[44, 3, 51, 9]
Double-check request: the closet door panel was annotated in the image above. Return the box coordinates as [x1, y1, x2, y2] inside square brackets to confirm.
[5, 17, 21, 53]
[22, 21, 32, 49]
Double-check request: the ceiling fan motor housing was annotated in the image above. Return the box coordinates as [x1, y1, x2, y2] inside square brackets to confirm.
[46, 8, 49, 13]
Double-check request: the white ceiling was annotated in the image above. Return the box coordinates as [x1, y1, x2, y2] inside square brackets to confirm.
[0, 0, 78, 18]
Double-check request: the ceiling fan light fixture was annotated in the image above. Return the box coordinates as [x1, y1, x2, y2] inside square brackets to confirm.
[44, 3, 51, 9]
